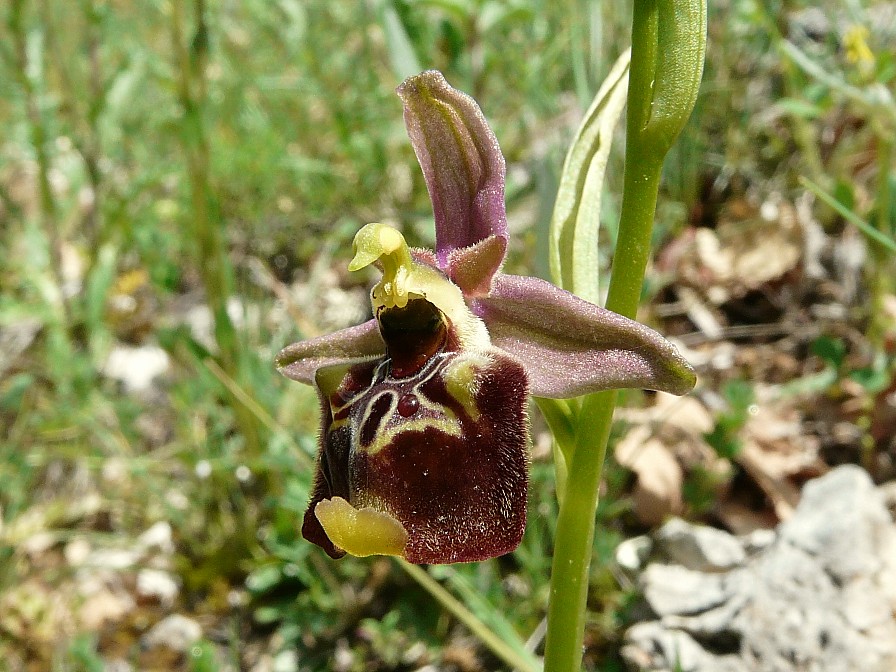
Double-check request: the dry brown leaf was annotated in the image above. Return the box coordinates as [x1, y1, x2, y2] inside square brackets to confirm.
[616, 394, 731, 525]
[77, 572, 137, 631]
[616, 427, 684, 526]
[734, 391, 825, 521]
[676, 198, 803, 304]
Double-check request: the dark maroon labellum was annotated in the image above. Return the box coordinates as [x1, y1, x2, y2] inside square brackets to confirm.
[302, 345, 529, 564]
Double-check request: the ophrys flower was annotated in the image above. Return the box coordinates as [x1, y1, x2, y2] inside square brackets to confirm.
[276, 71, 695, 564]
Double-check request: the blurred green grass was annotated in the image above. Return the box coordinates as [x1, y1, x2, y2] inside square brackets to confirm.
[1, 0, 893, 669]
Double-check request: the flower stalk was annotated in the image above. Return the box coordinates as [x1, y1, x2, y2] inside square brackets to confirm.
[543, 2, 706, 670]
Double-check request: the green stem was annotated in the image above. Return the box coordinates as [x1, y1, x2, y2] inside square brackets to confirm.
[542, 389, 616, 671]
[535, 397, 577, 506]
[871, 135, 894, 345]
[540, 101, 663, 672]
[534, 398, 576, 458]
[878, 135, 893, 240]
[8, 1, 68, 318]
[170, 0, 262, 457]
[543, 2, 703, 669]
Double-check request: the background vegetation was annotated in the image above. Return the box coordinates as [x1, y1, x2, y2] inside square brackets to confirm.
[1, 0, 893, 670]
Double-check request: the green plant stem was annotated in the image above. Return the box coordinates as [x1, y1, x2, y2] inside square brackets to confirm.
[871, 136, 895, 345]
[540, 95, 664, 672]
[541, 147, 662, 660]
[535, 397, 577, 506]
[878, 135, 893, 239]
[542, 389, 616, 672]
[543, 1, 702, 669]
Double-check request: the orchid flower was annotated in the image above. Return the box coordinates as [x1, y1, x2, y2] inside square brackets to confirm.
[276, 71, 696, 565]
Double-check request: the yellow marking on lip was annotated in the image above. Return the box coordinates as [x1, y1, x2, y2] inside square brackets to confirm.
[315, 497, 408, 558]
[348, 352, 495, 456]
[360, 415, 463, 455]
[442, 353, 491, 422]
[328, 417, 349, 432]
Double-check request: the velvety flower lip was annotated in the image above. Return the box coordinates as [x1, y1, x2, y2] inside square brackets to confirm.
[275, 70, 696, 564]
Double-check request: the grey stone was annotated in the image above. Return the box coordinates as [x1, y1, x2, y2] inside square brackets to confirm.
[103, 661, 134, 672]
[142, 614, 202, 652]
[622, 466, 896, 672]
[622, 622, 747, 672]
[616, 535, 653, 574]
[779, 465, 889, 582]
[642, 564, 737, 617]
[656, 518, 746, 571]
[136, 568, 180, 606]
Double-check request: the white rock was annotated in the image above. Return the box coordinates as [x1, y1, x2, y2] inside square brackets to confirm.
[642, 564, 735, 616]
[615, 535, 653, 573]
[622, 622, 744, 672]
[103, 344, 169, 393]
[780, 464, 888, 582]
[136, 569, 179, 606]
[64, 538, 92, 565]
[623, 466, 896, 672]
[137, 521, 174, 555]
[272, 649, 298, 672]
[142, 614, 202, 652]
[103, 659, 133, 672]
[22, 531, 57, 556]
[656, 518, 746, 571]
[86, 548, 139, 570]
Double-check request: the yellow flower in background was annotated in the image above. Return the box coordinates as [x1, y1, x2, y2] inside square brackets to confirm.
[843, 24, 874, 75]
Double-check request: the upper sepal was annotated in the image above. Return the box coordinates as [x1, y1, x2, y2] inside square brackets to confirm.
[397, 71, 508, 277]
[275, 320, 385, 385]
[472, 274, 696, 398]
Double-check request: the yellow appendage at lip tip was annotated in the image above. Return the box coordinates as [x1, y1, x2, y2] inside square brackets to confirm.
[315, 497, 408, 558]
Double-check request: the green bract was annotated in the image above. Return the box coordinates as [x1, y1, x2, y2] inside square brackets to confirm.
[276, 71, 696, 564]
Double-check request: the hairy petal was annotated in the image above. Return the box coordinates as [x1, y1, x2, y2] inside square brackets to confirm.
[304, 350, 529, 564]
[445, 234, 507, 297]
[275, 320, 384, 385]
[471, 274, 696, 398]
[397, 71, 508, 276]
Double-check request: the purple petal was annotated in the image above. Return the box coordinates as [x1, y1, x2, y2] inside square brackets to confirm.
[397, 71, 508, 272]
[471, 275, 697, 398]
[275, 320, 385, 385]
